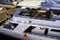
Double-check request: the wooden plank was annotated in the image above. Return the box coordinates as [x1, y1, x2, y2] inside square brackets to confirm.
[8, 8, 19, 15]
[37, 10, 47, 13]
[0, 4, 16, 8]
[0, 10, 7, 23]
[0, 10, 6, 13]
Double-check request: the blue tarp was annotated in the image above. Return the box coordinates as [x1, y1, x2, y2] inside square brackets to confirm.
[41, 0, 60, 10]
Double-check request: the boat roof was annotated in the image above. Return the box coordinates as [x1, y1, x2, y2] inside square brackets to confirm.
[10, 16, 60, 28]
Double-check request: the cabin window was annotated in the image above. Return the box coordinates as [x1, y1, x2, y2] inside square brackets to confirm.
[24, 26, 36, 33]
[11, 23, 18, 28]
[44, 28, 49, 35]
[3, 23, 18, 30]
[50, 29, 60, 33]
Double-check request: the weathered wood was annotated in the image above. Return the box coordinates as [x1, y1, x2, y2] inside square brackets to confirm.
[0, 4, 16, 8]
[0, 10, 7, 23]
[8, 8, 19, 15]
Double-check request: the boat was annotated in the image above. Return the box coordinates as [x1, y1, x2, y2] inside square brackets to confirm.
[0, 0, 60, 40]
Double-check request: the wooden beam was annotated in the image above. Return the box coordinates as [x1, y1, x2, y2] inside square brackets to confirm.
[0, 4, 16, 8]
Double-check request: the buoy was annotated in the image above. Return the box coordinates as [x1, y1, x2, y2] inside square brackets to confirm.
[23, 34, 27, 40]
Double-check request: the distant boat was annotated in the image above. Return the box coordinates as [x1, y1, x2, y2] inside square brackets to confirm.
[41, 0, 60, 10]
